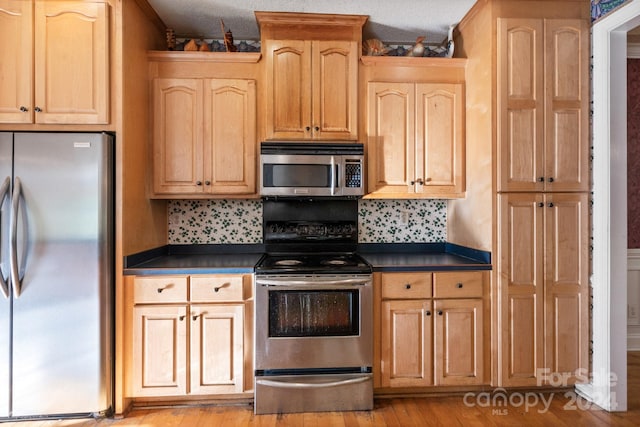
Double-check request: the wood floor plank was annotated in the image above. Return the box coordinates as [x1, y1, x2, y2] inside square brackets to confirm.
[6, 352, 640, 426]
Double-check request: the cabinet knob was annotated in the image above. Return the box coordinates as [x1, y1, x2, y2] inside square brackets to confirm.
[456, 283, 463, 289]
[548, 177, 555, 183]
[405, 284, 411, 289]
[19, 106, 28, 112]
[34, 106, 42, 113]
[314, 126, 320, 131]
[538, 202, 544, 208]
[437, 310, 443, 316]
[538, 177, 545, 182]
[425, 310, 431, 316]
[196, 181, 202, 186]
[205, 180, 211, 186]
[305, 126, 311, 131]
[410, 178, 424, 185]
[548, 202, 554, 208]
[179, 315, 185, 321]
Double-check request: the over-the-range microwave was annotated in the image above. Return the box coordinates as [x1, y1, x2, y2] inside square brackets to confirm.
[259, 142, 364, 197]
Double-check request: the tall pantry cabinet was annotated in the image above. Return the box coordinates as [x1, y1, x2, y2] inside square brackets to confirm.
[455, 0, 590, 387]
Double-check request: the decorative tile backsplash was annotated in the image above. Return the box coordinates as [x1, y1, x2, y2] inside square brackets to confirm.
[168, 200, 263, 244]
[167, 199, 447, 244]
[358, 199, 446, 243]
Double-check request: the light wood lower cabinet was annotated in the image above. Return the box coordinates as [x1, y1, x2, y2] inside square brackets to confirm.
[377, 271, 487, 389]
[130, 274, 251, 398]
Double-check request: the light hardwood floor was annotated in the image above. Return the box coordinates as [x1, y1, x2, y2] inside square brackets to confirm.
[5, 352, 640, 426]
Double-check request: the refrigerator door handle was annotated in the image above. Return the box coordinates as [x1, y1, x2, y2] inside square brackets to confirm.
[10, 177, 23, 298]
[0, 176, 9, 298]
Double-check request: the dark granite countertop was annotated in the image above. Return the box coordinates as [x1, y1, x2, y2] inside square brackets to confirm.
[123, 244, 265, 275]
[123, 242, 491, 276]
[358, 243, 491, 272]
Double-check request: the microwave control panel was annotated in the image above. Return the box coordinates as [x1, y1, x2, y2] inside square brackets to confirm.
[344, 160, 362, 188]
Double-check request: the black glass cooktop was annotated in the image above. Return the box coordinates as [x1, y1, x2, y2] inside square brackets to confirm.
[255, 252, 372, 275]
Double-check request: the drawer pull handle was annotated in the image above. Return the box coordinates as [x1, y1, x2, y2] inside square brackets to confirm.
[438, 311, 443, 316]
[214, 283, 230, 292]
[156, 283, 173, 293]
[405, 284, 411, 289]
[457, 283, 463, 289]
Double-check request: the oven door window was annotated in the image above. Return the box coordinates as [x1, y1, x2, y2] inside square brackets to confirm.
[268, 290, 359, 337]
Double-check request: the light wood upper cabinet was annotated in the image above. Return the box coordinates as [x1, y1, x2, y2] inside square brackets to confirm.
[0, 0, 32, 124]
[367, 81, 464, 198]
[152, 78, 256, 197]
[499, 193, 589, 387]
[498, 18, 589, 192]
[0, 0, 109, 124]
[264, 39, 358, 140]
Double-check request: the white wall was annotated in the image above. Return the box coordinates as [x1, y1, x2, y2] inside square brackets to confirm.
[628, 250, 640, 349]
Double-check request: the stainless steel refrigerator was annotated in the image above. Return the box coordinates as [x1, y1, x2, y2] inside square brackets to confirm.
[0, 132, 113, 420]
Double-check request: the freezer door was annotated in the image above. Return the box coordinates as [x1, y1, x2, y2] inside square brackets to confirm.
[10, 133, 113, 417]
[0, 133, 12, 418]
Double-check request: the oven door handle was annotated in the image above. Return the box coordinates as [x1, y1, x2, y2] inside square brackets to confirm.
[256, 375, 370, 390]
[256, 278, 369, 288]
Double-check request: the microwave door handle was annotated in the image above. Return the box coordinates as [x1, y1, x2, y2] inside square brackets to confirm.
[330, 156, 336, 195]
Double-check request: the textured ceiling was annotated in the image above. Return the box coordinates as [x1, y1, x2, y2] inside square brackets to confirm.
[146, 0, 476, 44]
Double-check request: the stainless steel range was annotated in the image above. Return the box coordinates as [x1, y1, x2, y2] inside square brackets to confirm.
[254, 199, 373, 415]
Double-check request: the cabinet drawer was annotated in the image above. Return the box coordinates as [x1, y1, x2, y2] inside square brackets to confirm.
[381, 272, 432, 299]
[190, 275, 245, 302]
[433, 271, 483, 298]
[133, 276, 188, 303]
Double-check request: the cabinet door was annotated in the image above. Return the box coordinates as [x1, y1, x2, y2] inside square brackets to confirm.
[132, 305, 187, 396]
[544, 193, 589, 384]
[497, 18, 544, 192]
[190, 304, 244, 394]
[434, 299, 483, 386]
[264, 39, 312, 139]
[415, 83, 465, 196]
[380, 300, 432, 387]
[367, 82, 415, 195]
[0, 0, 32, 123]
[152, 78, 204, 194]
[34, 1, 109, 124]
[312, 40, 358, 140]
[204, 79, 256, 195]
[499, 193, 545, 387]
[543, 20, 589, 192]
